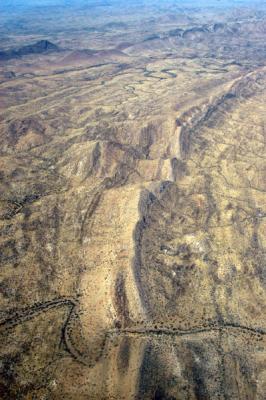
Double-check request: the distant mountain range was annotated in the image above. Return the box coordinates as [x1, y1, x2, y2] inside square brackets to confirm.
[1, 0, 266, 11]
[0, 40, 59, 61]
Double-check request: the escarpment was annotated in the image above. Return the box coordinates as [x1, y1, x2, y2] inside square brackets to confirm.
[179, 68, 266, 157]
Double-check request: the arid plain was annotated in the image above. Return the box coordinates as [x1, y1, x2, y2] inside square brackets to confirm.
[0, 1, 266, 399]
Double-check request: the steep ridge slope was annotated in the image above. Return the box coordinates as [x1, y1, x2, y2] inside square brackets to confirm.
[1, 67, 265, 399]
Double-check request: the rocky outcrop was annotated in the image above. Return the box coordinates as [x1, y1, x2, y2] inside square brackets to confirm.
[179, 68, 266, 157]
[0, 40, 59, 61]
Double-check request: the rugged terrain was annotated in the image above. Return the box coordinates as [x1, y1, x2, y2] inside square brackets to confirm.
[0, 1, 266, 399]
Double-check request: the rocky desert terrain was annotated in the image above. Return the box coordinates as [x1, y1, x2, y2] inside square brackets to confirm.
[0, 0, 266, 399]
